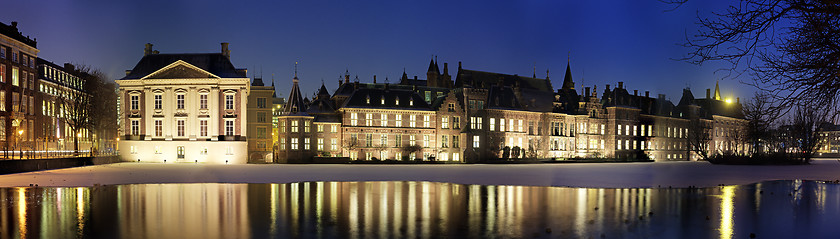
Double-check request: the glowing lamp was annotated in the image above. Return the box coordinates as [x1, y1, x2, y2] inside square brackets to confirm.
[725, 98, 732, 104]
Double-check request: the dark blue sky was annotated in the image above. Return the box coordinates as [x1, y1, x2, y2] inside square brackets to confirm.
[5, 0, 747, 102]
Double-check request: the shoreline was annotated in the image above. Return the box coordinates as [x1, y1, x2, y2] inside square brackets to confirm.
[0, 159, 838, 188]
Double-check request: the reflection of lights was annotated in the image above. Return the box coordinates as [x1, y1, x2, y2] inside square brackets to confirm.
[17, 188, 27, 238]
[720, 186, 735, 239]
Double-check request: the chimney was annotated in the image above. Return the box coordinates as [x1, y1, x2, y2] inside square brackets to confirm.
[443, 63, 449, 75]
[645, 91, 649, 98]
[634, 90, 638, 96]
[585, 87, 591, 97]
[606, 84, 610, 91]
[458, 61, 462, 70]
[618, 82, 624, 89]
[221, 42, 230, 59]
[11, 22, 18, 28]
[144, 43, 153, 56]
[414, 76, 418, 80]
[373, 75, 377, 83]
[737, 97, 740, 104]
[63, 63, 74, 72]
[706, 89, 711, 99]
[658, 94, 665, 100]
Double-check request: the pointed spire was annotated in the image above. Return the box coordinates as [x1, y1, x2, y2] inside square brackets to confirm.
[427, 56, 437, 73]
[284, 66, 306, 114]
[271, 74, 277, 98]
[533, 62, 537, 78]
[562, 60, 574, 90]
[714, 80, 721, 100]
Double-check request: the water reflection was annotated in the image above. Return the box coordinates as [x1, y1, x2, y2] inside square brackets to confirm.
[1, 180, 839, 238]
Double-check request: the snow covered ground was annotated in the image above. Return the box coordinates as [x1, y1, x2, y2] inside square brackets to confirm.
[1, 159, 839, 188]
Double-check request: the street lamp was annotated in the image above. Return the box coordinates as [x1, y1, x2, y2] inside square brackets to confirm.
[17, 130, 23, 160]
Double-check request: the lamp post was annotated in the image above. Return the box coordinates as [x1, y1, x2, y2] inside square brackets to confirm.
[76, 132, 81, 157]
[17, 130, 23, 160]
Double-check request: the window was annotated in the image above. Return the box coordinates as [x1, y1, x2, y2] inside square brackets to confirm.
[453, 135, 460, 148]
[0, 47, 4, 59]
[154, 94, 162, 110]
[291, 138, 299, 150]
[155, 120, 163, 137]
[317, 124, 324, 132]
[423, 135, 429, 147]
[0, 65, 5, 82]
[409, 115, 416, 127]
[225, 94, 234, 110]
[395, 135, 402, 147]
[350, 113, 358, 126]
[257, 98, 266, 108]
[131, 120, 140, 136]
[365, 113, 372, 126]
[257, 112, 266, 123]
[518, 120, 523, 132]
[441, 117, 449, 129]
[225, 120, 235, 136]
[200, 120, 208, 137]
[130, 95, 139, 110]
[501, 118, 506, 131]
[380, 135, 387, 146]
[473, 135, 480, 148]
[280, 138, 286, 150]
[177, 120, 185, 137]
[395, 114, 402, 127]
[200, 94, 208, 109]
[12, 67, 19, 86]
[470, 117, 482, 129]
[365, 134, 373, 147]
[453, 117, 460, 129]
[155, 146, 162, 154]
[453, 152, 460, 162]
[330, 125, 337, 133]
[279, 121, 286, 133]
[380, 114, 387, 127]
[423, 115, 430, 128]
[409, 135, 416, 145]
[395, 97, 400, 105]
[425, 91, 431, 102]
[490, 118, 495, 131]
[317, 138, 324, 151]
[176, 94, 185, 109]
[509, 119, 514, 132]
[441, 135, 449, 148]
[330, 138, 337, 151]
[304, 138, 310, 150]
[633, 125, 638, 136]
[291, 120, 299, 133]
[0, 91, 4, 111]
[304, 121, 310, 133]
[396, 152, 402, 160]
[528, 121, 534, 135]
[257, 127, 266, 138]
[447, 103, 455, 112]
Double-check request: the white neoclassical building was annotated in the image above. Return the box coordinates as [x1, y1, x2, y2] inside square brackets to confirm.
[116, 43, 250, 164]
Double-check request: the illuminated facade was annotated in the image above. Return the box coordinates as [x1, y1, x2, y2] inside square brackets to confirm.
[0, 21, 38, 154]
[246, 77, 275, 162]
[116, 43, 250, 164]
[275, 58, 748, 162]
[36, 59, 93, 153]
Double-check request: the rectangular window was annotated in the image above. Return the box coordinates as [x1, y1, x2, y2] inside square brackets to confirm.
[470, 117, 482, 129]
[154, 94, 162, 109]
[409, 135, 416, 145]
[365, 113, 372, 126]
[317, 138, 324, 151]
[453, 135, 460, 148]
[280, 138, 286, 150]
[380, 135, 387, 147]
[528, 121, 534, 135]
[396, 152, 402, 160]
[291, 138, 298, 150]
[330, 125, 337, 133]
[317, 124, 323, 133]
[330, 138, 337, 151]
[441, 117, 449, 129]
[130, 95, 139, 110]
[0, 65, 5, 82]
[131, 120, 140, 136]
[441, 135, 448, 148]
[423, 115, 430, 128]
[366, 134, 373, 147]
[395, 114, 402, 127]
[225, 94, 234, 110]
[291, 120, 299, 133]
[304, 138, 310, 150]
[395, 134, 402, 147]
[12, 67, 19, 86]
[518, 119, 523, 132]
[200, 94, 208, 109]
[155, 120, 163, 137]
[0, 91, 4, 111]
[12, 92, 19, 112]
[380, 114, 387, 127]
[351, 113, 358, 126]
[633, 125, 638, 136]
[304, 121, 311, 133]
[257, 112, 266, 123]
[423, 135, 429, 147]
[257, 98, 266, 108]
[501, 118, 506, 132]
[257, 127, 266, 138]
[177, 120, 185, 137]
[453, 117, 460, 129]
[200, 120, 208, 137]
[490, 118, 496, 131]
[473, 135, 480, 148]
[447, 103, 455, 112]
[409, 115, 416, 127]
[225, 120, 235, 136]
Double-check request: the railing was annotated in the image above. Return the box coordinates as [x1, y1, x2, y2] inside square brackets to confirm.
[0, 149, 118, 160]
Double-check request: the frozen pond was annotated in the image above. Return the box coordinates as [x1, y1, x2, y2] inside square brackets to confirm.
[1, 180, 838, 238]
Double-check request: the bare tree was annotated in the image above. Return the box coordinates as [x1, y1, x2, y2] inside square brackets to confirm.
[525, 138, 545, 158]
[669, 0, 840, 113]
[790, 104, 830, 163]
[687, 117, 713, 160]
[742, 91, 782, 154]
[342, 137, 359, 158]
[400, 145, 422, 161]
[78, 65, 118, 155]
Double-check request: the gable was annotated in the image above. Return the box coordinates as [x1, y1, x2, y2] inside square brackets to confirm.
[142, 60, 220, 79]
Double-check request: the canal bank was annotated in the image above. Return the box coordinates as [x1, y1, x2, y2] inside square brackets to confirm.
[0, 156, 122, 175]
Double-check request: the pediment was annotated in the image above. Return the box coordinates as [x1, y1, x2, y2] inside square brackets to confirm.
[142, 60, 220, 79]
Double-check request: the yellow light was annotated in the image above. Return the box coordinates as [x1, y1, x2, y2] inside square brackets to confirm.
[17, 130, 23, 135]
[77, 133, 82, 137]
[725, 98, 732, 104]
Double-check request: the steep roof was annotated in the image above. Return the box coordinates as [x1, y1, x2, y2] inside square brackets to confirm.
[562, 62, 574, 90]
[455, 68, 553, 92]
[121, 53, 245, 80]
[282, 76, 308, 116]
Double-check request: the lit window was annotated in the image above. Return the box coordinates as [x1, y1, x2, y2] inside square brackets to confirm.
[225, 94, 234, 110]
[410, 115, 416, 127]
[304, 121, 310, 133]
[154, 94, 162, 110]
[225, 120, 235, 136]
[131, 120, 140, 136]
[395, 114, 402, 127]
[490, 118, 495, 131]
[473, 135, 480, 148]
[291, 120, 299, 133]
[291, 138, 298, 150]
[200, 94, 208, 109]
[441, 117, 449, 129]
[330, 125, 337, 133]
[200, 120, 208, 137]
[304, 138, 310, 150]
[423, 115, 430, 128]
[176, 94, 185, 109]
[155, 120, 163, 137]
[177, 120, 185, 137]
[380, 114, 387, 127]
[330, 138, 337, 151]
[317, 138, 324, 151]
[351, 113, 358, 126]
[423, 135, 429, 147]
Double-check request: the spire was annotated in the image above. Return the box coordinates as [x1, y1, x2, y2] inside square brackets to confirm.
[428, 57, 436, 73]
[562, 60, 574, 90]
[434, 56, 440, 73]
[284, 67, 306, 114]
[714, 80, 721, 100]
[533, 62, 537, 78]
[271, 75, 277, 98]
[294, 61, 298, 79]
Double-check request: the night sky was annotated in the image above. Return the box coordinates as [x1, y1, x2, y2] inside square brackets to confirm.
[4, 0, 747, 102]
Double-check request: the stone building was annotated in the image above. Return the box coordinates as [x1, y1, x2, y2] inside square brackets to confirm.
[116, 43, 250, 163]
[0, 21, 38, 154]
[274, 57, 748, 162]
[246, 77, 274, 163]
[36, 59, 94, 153]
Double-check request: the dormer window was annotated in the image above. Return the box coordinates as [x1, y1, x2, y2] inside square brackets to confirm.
[380, 96, 385, 105]
[409, 98, 414, 106]
[395, 97, 400, 105]
[366, 95, 370, 105]
[292, 106, 298, 113]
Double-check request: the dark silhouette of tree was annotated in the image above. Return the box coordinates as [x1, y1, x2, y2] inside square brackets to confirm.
[77, 65, 118, 155]
[742, 91, 782, 154]
[669, 0, 840, 112]
[790, 104, 829, 163]
[687, 117, 713, 160]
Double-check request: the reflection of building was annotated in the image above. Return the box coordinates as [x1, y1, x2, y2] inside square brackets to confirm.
[116, 43, 249, 163]
[275, 57, 747, 162]
[247, 77, 274, 162]
[0, 21, 38, 153]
